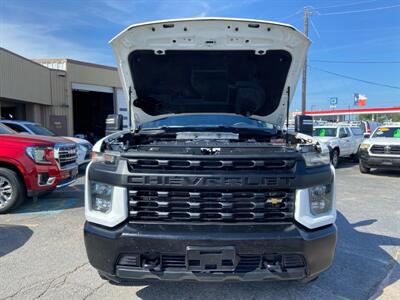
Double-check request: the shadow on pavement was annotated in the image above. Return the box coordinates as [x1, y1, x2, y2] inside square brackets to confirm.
[134, 212, 399, 300]
[336, 159, 400, 177]
[335, 159, 358, 169]
[0, 225, 33, 257]
[370, 169, 400, 178]
[12, 184, 85, 215]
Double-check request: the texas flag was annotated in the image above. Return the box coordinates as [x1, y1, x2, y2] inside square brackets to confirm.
[354, 93, 367, 106]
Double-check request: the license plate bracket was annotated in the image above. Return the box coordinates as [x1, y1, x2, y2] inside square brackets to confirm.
[186, 246, 238, 271]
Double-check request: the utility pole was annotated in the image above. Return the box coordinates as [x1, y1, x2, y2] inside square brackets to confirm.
[301, 7, 311, 114]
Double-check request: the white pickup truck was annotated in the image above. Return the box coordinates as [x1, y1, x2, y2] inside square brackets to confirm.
[313, 125, 364, 167]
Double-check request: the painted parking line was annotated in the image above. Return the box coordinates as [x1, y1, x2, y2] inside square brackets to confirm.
[14, 198, 79, 215]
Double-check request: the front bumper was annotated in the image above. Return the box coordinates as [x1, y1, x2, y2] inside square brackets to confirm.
[27, 165, 78, 197]
[359, 149, 400, 169]
[84, 222, 336, 282]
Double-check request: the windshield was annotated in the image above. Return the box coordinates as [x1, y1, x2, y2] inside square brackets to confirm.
[0, 123, 16, 135]
[140, 114, 275, 130]
[372, 127, 400, 138]
[313, 127, 337, 137]
[25, 124, 56, 136]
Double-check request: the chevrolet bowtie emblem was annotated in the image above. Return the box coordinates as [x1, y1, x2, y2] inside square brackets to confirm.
[267, 198, 283, 205]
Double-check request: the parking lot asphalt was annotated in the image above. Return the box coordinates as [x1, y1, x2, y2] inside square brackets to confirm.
[0, 161, 399, 300]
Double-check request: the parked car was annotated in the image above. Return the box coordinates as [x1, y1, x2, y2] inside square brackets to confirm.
[0, 120, 92, 167]
[313, 124, 364, 167]
[360, 120, 381, 137]
[0, 123, 78, 213]
[358, 124, 400, 173]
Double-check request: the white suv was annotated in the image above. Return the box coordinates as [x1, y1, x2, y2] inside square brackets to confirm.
[313, 124, 364, 167]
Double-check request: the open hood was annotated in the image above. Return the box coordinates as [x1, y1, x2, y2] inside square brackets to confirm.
[110, 18, 310, 129]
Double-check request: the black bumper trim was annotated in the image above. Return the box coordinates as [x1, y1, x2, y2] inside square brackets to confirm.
[113, 266, 306, 282]
[359, 150, 400, 168]
[84, 222, 337, 282]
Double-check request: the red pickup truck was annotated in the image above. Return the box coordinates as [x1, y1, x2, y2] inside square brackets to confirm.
[0, 123, 78, 213]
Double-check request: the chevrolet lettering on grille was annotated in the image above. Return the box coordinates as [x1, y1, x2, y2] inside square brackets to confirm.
[128, 176, 280, 187]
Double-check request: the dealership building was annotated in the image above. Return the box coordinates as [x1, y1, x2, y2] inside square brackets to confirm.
[0, 47, 127, 137]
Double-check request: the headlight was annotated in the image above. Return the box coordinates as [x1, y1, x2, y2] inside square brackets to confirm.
[309, 184, 333, 215]
[90, 181, 113, 213]
[299, 144, 330, 167]
[359, 143, 370, 150]
[91, 151, 120, 165]
[26, 146, 54, 164]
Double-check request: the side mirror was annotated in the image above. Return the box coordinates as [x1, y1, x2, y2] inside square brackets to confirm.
[363, 133, 370, 138]
[105, 114, 123, 135]
[339, 132, 347, 138]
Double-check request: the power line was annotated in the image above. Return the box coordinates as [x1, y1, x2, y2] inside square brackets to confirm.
[309, 17, 320, 38]
[281, 9, 303, 21]
[308, 65, 400, 90]
[317, 4, 400, 16]
[315, 0, 379, 10]
[310, 59, 400, 64]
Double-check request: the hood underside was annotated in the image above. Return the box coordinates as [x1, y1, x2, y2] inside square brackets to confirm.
[110, 18, 310, 128]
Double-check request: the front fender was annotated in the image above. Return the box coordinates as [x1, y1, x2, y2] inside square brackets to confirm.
[0, 156, 27, 175]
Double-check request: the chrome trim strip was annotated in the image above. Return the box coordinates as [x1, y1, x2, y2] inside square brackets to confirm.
[56, 178, 77, 189]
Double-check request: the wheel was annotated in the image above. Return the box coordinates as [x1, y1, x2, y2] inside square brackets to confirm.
[359, 161, 370, 174]
[331, 149, 339, 168]
[0, 168, 25, 214]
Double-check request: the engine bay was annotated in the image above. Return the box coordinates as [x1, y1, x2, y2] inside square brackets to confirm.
[101, 128, 316, 156]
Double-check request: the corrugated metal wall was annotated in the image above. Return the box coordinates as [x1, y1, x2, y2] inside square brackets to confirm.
[1, 49, 122, 135]
[41, 70, 69, 128]
[0, 48, 52, 105]
[66, 60, 121, 88]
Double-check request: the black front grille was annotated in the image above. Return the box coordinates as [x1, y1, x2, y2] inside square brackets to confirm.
[282, 254, 305, 268]
[161, 255, 186, 269]
[161, 255, 261, 272]
[117, 253, 305, 272]
[370, 144, 400, 155]
[128, 158, 296, 171]
[128, 190, 294, 223]
[235, 255, 262, 272]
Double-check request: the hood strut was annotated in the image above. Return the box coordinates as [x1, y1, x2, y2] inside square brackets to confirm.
[128, 86, 132, 131]
[286, 86, 291, 144]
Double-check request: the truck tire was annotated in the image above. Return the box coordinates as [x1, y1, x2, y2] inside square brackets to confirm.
[359, 161, 370, 174]
[0, 167, 25, 214]
[331, 149, 339, 168]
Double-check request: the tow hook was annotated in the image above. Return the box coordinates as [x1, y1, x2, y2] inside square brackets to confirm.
[264, 260, 283, 272]
[142, 257, 161, 271]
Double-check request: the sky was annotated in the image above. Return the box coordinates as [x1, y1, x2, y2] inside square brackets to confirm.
[0, 0, 399, 111]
